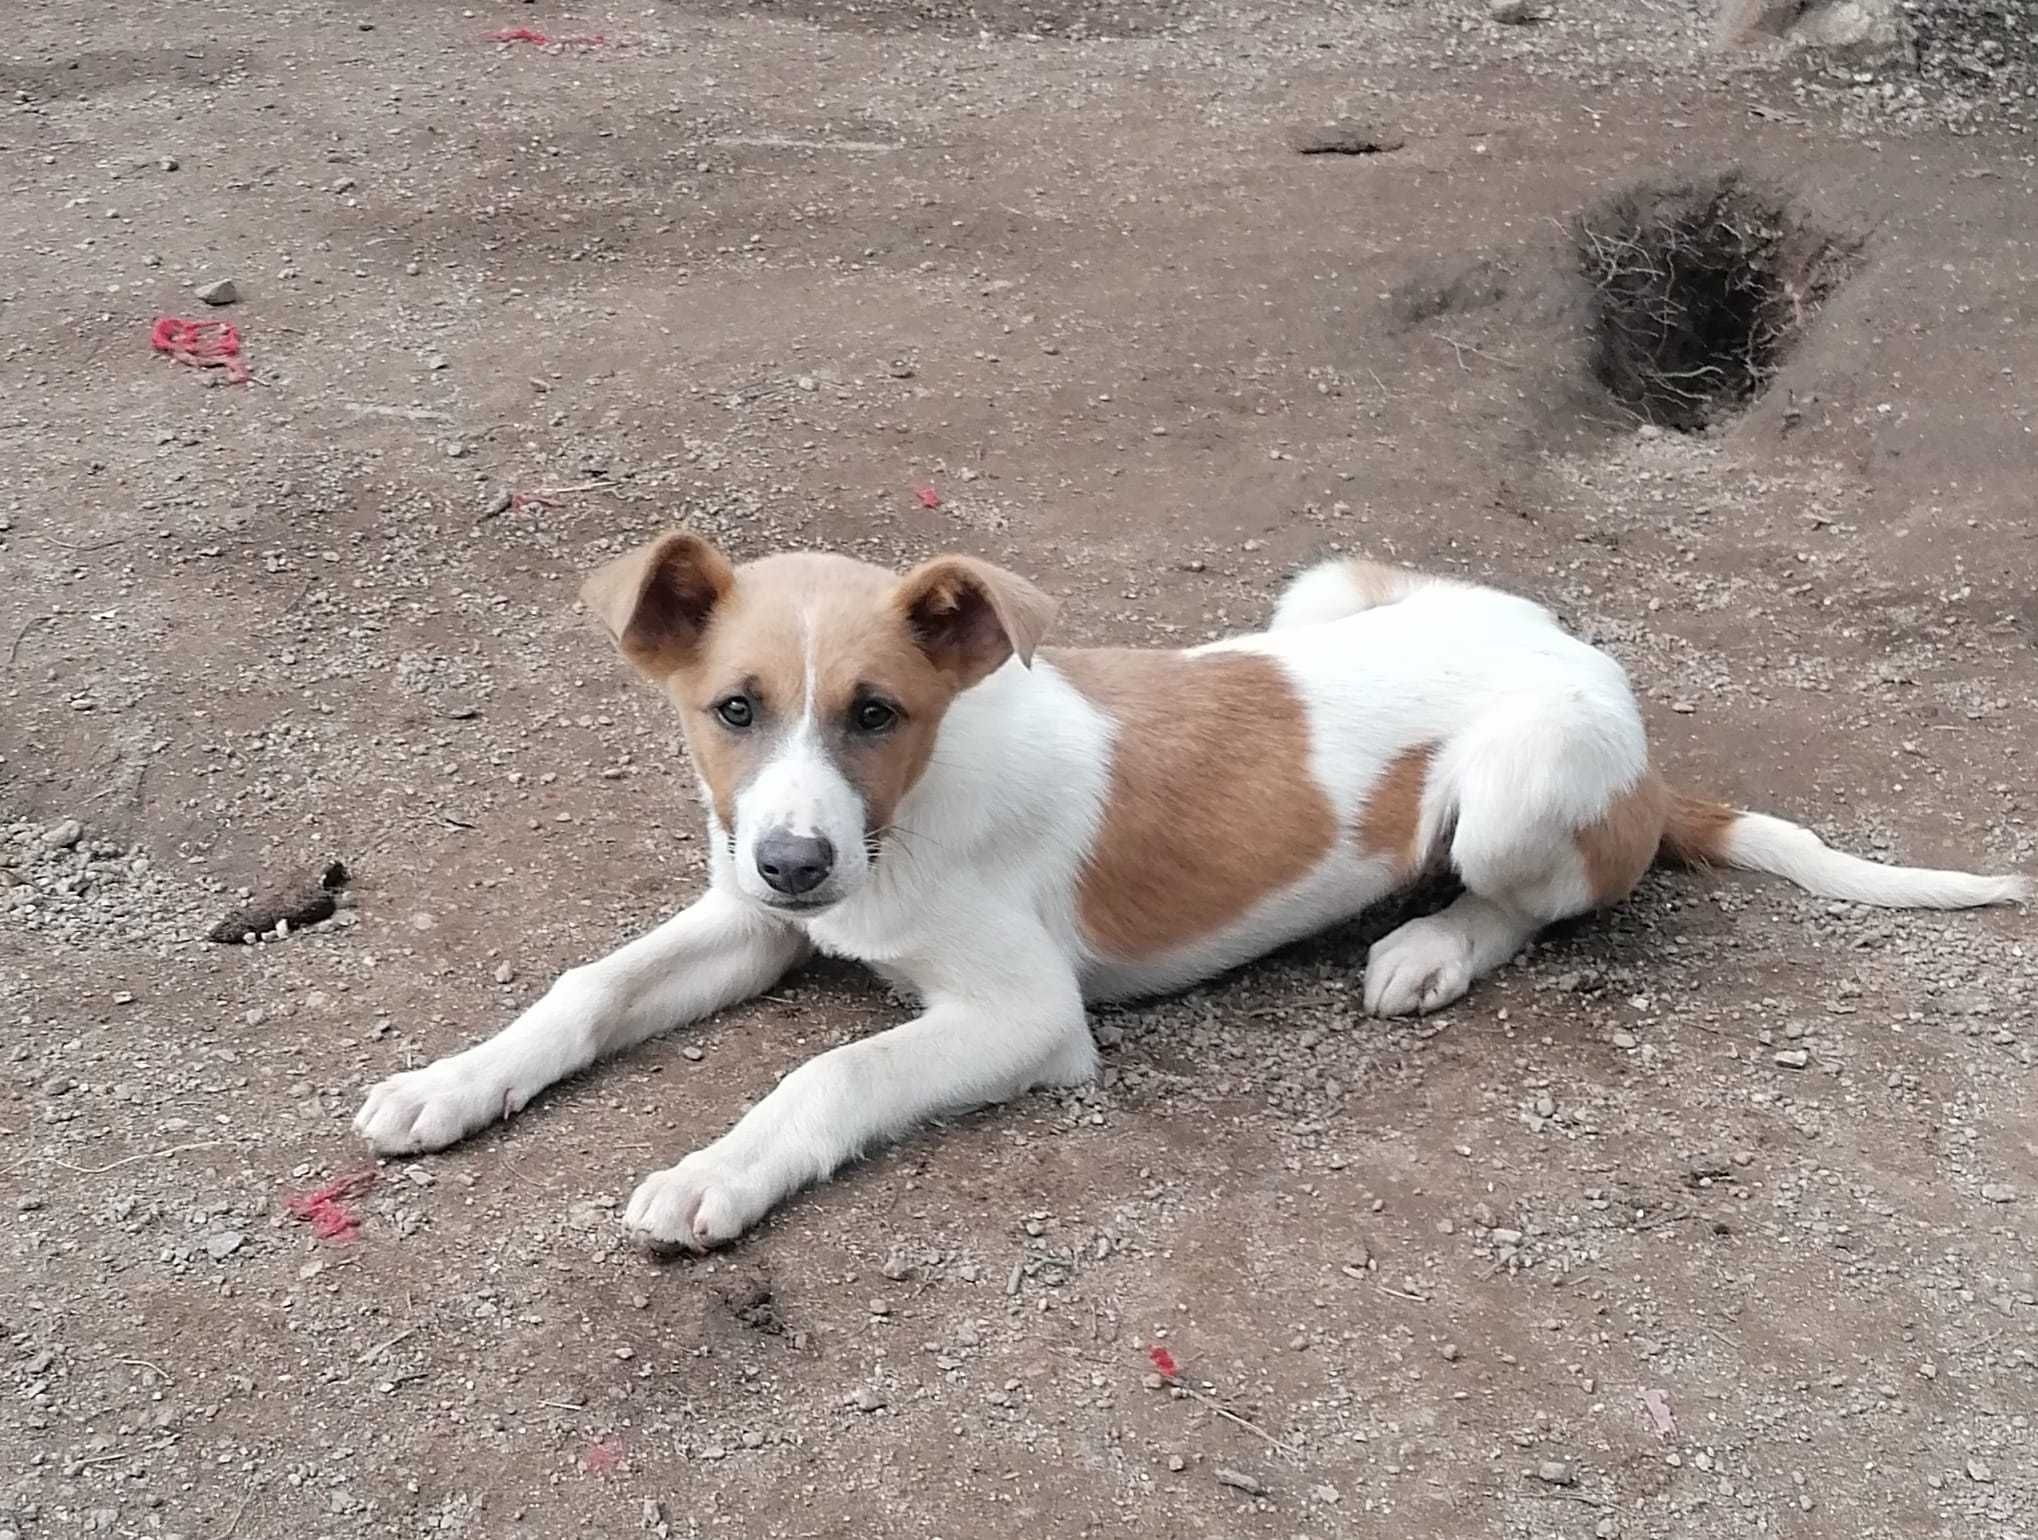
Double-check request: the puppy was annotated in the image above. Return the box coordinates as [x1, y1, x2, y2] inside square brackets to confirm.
[355, 535, 2028, 1249]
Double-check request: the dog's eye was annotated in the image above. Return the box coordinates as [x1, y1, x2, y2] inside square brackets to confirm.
[714, 695, 755, 729]
[852, 699, 897, 734]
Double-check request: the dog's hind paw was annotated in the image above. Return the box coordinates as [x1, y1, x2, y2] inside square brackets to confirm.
[1363, 918, 1475, 1018]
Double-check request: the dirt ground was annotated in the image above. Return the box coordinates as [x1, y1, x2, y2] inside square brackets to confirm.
[4, 1, 2036, 1537]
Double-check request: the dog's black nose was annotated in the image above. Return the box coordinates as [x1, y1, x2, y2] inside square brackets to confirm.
[755, 831, 834, 897]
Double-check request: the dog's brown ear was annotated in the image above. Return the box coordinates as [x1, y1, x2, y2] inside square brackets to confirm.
[893, 555, 1056, 687]
[580, 531, 735, 678]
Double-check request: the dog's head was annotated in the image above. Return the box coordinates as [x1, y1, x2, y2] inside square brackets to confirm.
[582, 531, 1055, 914]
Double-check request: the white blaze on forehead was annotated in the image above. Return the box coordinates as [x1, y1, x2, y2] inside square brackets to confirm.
[734, 596, 865, 847]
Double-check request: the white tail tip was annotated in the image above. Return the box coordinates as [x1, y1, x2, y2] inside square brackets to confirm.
[1720, 812, 2031, 911]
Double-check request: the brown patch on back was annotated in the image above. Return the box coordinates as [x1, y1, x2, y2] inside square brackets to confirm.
[1353, 743, 1438, 873]
[1048, 647, 1337, 959]
[1575, 770, 1671, 905]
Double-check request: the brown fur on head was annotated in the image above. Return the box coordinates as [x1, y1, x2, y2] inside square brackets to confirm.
[581, 533, 1055, 906]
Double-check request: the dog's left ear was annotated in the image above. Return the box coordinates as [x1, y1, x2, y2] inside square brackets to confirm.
[580, 530, 735, 679]
[894, 555, 1056, 687]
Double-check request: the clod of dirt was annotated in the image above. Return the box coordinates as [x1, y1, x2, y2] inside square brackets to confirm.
[205, 859, 349, 942]
[714, 1272, 786, 1335]
[1290, 121, 1405, 156]
[1573, 172, 1857, 432]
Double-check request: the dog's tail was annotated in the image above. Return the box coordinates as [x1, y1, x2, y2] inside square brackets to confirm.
[1660, 789, 2030, 910]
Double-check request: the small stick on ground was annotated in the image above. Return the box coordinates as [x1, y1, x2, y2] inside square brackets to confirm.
[210, 1485, 255, 1540]
[1172, 1383, 1304, 1458]
[10, 611, 66, 666]
[356, 1327, 418, 1366]
[52, 1140, 226, 1175]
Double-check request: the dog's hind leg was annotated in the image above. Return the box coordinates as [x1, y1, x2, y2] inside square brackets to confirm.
[354, 889, 810, 1154]
[1363, 694, 1660, 1017]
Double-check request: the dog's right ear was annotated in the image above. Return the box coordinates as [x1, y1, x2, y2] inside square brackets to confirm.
[579, 531, 735, 679]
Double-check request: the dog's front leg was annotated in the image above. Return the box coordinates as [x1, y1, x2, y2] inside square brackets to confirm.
[624, 926, 1094, 1251]
[354, 889, 808, 1155]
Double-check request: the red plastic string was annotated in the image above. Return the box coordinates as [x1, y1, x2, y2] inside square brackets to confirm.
[484, 26, 607, 46]
[284, 1169, 378, 1241]
[150, 316, 249, 384]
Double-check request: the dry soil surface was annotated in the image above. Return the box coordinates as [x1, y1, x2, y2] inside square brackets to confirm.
[3, 2, 2037, 1538]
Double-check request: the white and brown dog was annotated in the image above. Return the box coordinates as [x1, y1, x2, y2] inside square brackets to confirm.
[355, 535, 2027, 1249]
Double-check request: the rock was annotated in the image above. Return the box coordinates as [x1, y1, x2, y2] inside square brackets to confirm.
[195, 278, 239, 306]
[204, 1230, 245, 1260]
[1773, 1049, 1810, 1069]
[1967, 1458, 1993, 1483]
[1535, 1460, 1576, 1487]
[1488, 0, 1538, 22]
[1612, 1031, 1639, 1050]
[159, 155, 179, 171]
[1714, 0, 1914, 66]
[43, 818, 83, 849]
[493, 962, 516, 984]
[1214, 1468, 1264, 1495]
[851, 1387, 885, 1413]
[1980, 1184, 2017, 1204]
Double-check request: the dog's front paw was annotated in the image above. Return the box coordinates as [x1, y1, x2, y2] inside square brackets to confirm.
[624, 1147, 777, 1253]
[353, 1058, 512, 1155]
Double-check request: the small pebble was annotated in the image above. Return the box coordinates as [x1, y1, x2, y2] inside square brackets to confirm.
[204, 1231, 245, 1260]
[195, 278, 239, 306]
[1773, 1049, 1810, 1069]
[1535, 1460, 1576, 1487]
[1979, 1184, 2017, 1204]
[1214, 1468, 1263, 1496]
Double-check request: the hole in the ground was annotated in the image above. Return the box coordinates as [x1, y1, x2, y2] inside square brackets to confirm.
[1574, 172, 1857, 431]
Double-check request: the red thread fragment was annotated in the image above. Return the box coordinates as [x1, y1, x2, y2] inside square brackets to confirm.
[914, 486, 941, 508]
[285, 1169, 377, 1242]
[151, 316, 249, 384]
[484, 26, 607, 46]
[1147, 1345, 1179, 1380]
